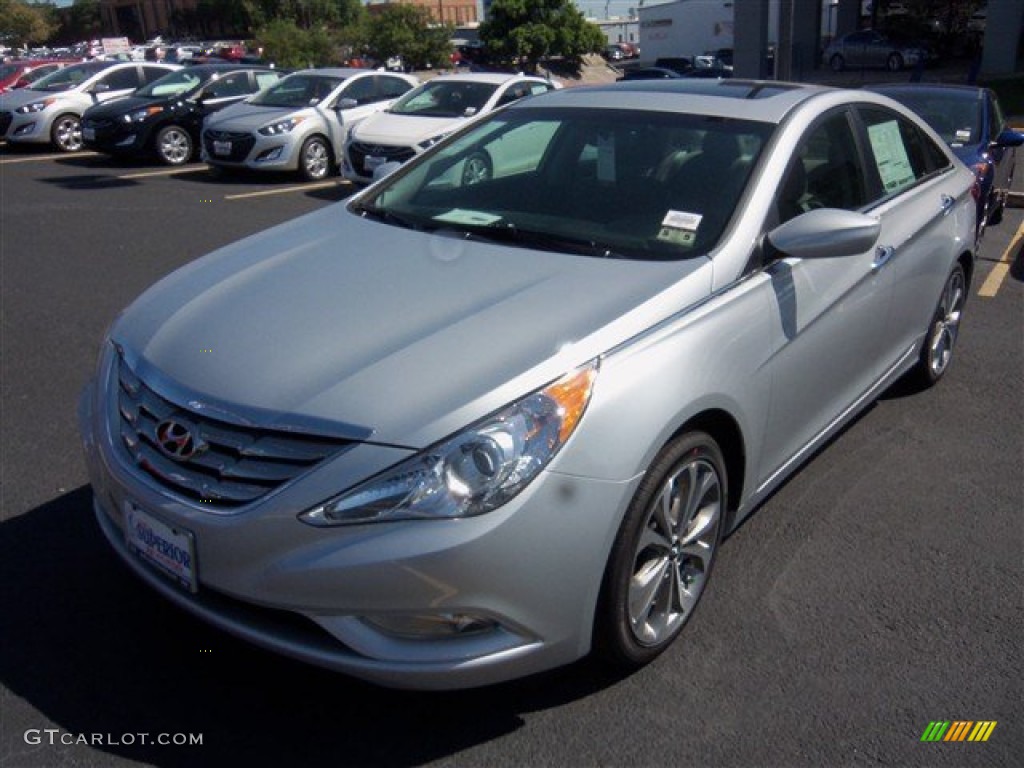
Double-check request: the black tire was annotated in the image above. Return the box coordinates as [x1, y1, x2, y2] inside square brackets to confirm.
[830, 54, 845, 72]
[51, 113, 82, 152]
[887, 53, 904, 72]
[155, 124, 193, 166]
[298, 135, 332, 181]
[595, 431, 727, 667]
[914, 262, 966, 388]
[461, 150, 492, 185]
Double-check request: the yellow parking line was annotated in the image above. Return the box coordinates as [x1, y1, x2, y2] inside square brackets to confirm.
[224, 180, 342, 200]
[978, 220, 1024, 298]
[118, 166, 199, 179]
[0, 151, 97, 163]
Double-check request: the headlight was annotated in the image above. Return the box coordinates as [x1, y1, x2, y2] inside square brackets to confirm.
[123, 106, 163, 123]
[258, 116, 306, 136]
[15, 98, 56, 114]
[417, 133, 449, 150]
[300, 361, 599, 526]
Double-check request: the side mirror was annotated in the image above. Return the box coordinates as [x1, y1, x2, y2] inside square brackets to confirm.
[767, 209, 880, 260]
[91, 82, 111, 94]
[335, 97, 358, 111]
[992, 128, 1024, 149]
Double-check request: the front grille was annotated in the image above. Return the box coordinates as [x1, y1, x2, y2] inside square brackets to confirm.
[81, 117, 115, 131]
[348, 142, 416, 173]
[115, 356, 355, 508]
[0, 111, 12, 137]
[203, 130, 255, 162]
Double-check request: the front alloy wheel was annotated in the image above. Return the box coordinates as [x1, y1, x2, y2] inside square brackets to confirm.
[299, 136, 331, 181]
[51, 114, 82, 152]
[156, 125, 193, 165]
[597, 431, 726, 666]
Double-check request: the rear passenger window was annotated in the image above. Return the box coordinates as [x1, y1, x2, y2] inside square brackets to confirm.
[859, 107, 950, 197]
[208, 72, 249, 98]
[103, 67, 141, 91]
[378, 76, 413, 100]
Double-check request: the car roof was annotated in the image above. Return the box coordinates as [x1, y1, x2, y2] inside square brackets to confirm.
[866, 83, 986, 100]
[525, 79, 831, 124]
[292, 67, 377, 78]
[428, 73, 544, 85]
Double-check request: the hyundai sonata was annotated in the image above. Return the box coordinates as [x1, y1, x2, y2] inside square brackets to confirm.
[80, 80, 976, 689]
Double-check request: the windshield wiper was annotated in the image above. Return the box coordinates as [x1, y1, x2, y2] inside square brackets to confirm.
[350, 201, 422, 231]
[451, 221, 630, 259]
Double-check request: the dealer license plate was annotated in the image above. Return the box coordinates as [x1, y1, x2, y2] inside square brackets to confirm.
[213, 140, 232, 156]
[123, 502, 198, 593]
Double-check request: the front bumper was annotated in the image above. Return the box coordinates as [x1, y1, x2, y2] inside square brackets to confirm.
[79, 365, 637, 689]
[81, 119, 156, 156]
[201, 130, 300, 172]
[4, 113, 50, 144]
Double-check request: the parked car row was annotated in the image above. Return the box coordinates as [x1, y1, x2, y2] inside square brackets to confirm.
[1, 63, 560, 184]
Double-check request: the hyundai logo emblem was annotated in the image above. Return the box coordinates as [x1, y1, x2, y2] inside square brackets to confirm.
[154, 418, 203, 461]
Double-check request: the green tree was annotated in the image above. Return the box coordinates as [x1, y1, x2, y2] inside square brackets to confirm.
[254, 17, 336, 68]
[364, 4, 453, 71]
[480, 0, 604, 73]
[0, 0, 57, 47]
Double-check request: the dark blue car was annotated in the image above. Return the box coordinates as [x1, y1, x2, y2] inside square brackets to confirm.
[868, 83, 1024, 240]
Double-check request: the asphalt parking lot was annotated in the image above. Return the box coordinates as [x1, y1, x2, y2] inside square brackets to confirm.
[1, 135, 1021, 767]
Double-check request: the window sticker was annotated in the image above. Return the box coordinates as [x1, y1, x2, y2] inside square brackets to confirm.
[434, 209, 503, 226]
[597, 132, 616, 182]
[954, 128, 972, 142]
[868, 120, 916, 194]
[656, 209, 702, 247]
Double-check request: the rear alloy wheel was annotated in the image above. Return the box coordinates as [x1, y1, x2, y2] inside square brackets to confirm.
[461, 150, 492, 185]
[299, 136, 332, 181]
[155, 125, 193, 166]
[596, 431, 726, 666]
[917, 262, 966, 387]
[51, 114, 82, 152]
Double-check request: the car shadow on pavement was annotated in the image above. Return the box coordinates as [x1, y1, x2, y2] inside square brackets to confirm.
[36, 174, 142, 191]
[1, 487, 631, 767]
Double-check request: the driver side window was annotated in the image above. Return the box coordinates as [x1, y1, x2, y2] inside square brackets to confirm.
[777, 110, 869, 224]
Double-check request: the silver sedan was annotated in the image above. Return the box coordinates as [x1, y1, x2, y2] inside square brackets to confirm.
[80, 79, 976, 689]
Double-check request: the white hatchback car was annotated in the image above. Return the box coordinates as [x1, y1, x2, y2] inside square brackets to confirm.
[342, 73, 558, 184]
[201, 68, 418, 181]
[0, 60, 179, 151]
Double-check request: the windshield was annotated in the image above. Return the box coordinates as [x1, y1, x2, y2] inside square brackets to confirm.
[359, 107, 773, 260]
[28, 62, 109, 92]
[886, 91, 981, 146]
[390, 80, 499, 118]
[135, 68, 203, 98]
[249, 74, 343, 108]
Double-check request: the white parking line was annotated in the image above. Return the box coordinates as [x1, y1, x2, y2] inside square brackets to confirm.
[0, 151, 98, 164]
[118, 166, 199, 179]
[978, 220, 1023, 298]
[224, 181, 343, 200]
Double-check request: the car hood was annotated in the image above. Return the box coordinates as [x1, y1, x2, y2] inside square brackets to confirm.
[204, 102, 307, 132]
[353, 112, 465, 146]
[111, 204, 711, 448]
[0, 87, 75, 110]
[84, 94, 168, 119]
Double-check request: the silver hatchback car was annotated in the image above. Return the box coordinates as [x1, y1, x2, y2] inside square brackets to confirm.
[80, 80, 976, 689]
[201, 68, 418, 180]
[0, 60, 179, 151]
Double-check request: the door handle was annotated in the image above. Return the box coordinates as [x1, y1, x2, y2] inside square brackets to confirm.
[873, 245, 895, 270]
[940, 194, 955, 214]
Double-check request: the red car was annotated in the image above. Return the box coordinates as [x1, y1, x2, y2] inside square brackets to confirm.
[0, 59, 79, 93]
